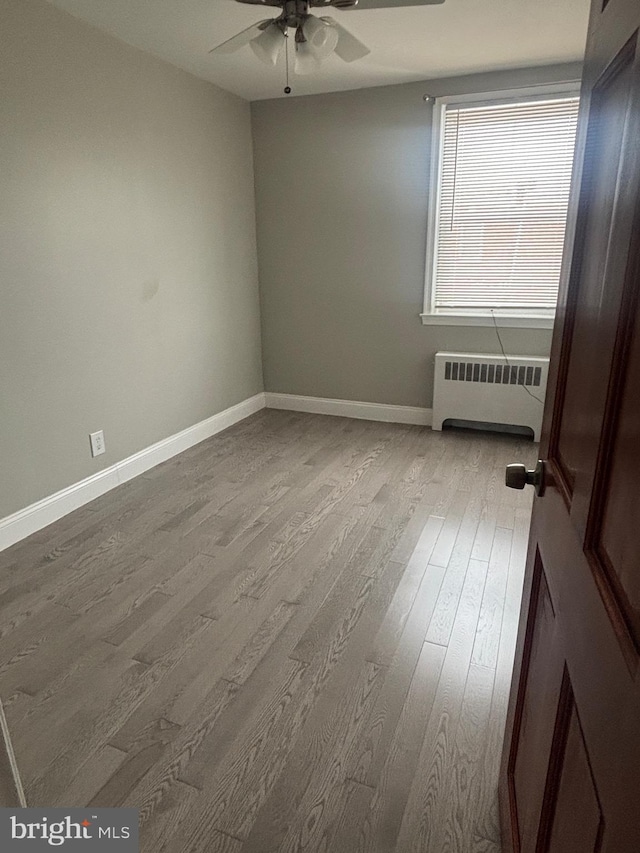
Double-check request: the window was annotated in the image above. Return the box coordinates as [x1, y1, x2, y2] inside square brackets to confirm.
[422, 86, 580, 327]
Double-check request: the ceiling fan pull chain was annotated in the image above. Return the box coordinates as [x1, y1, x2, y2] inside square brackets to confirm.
[284, 29, 292, 94]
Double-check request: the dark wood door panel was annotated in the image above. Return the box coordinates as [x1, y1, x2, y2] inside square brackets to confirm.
[502, 0, 640, 848]
[508, 553, 565, 853]
[538, 489, 637, 737]
[504, 490, 640, 853]
[591, 196, 640, 650]
[545, 689, 604, 853]
[553, 35, 637, 523]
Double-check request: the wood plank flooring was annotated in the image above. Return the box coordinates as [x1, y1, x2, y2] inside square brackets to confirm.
[0, 410, 536, 852]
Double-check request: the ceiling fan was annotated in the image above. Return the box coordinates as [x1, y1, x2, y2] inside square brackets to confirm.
[210, 0, 444, 78]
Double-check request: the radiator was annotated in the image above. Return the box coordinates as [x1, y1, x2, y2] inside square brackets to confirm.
[432, 352, 549, 441]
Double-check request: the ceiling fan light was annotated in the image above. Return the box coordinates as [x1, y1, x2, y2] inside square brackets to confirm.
[294, 41, 321, 75]
[250, 24, 285, 65]
[302, 16, 339, 60]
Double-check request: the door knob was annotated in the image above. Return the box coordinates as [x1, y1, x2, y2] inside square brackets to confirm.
[505, 459, 545, 496]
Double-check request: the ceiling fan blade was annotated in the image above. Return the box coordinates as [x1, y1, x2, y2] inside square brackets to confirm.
[209, 20, 272, 54]
[334, 0, 445, 8]
[320, 17, 371, 61]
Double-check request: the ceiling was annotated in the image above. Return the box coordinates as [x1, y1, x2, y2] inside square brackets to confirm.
[45, 0, 590, 101]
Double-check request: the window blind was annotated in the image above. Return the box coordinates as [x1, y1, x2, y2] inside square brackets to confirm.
[432, 96, 580, 314]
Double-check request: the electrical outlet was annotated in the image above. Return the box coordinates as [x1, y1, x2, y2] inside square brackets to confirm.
[89, 430, 106, 458]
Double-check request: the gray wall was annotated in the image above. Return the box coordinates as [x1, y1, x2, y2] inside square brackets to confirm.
[252, 63, 582, 410]
[0, 0, 263, 518]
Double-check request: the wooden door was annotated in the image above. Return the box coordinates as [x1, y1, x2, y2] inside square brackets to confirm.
[499, 0, 640, 848]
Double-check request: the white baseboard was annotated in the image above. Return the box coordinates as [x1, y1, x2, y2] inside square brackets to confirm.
[1, 390, 431, 553]
[0, 392, 266, 553]
[265, 393, 432, 427]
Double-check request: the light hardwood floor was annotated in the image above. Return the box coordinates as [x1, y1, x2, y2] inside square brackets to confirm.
[0, 410, 536, 852]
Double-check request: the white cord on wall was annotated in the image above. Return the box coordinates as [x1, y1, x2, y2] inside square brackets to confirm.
[490, 309, 546, 406]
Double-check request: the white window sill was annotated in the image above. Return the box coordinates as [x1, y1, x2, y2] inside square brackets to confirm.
[420, 313, 555, 330]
